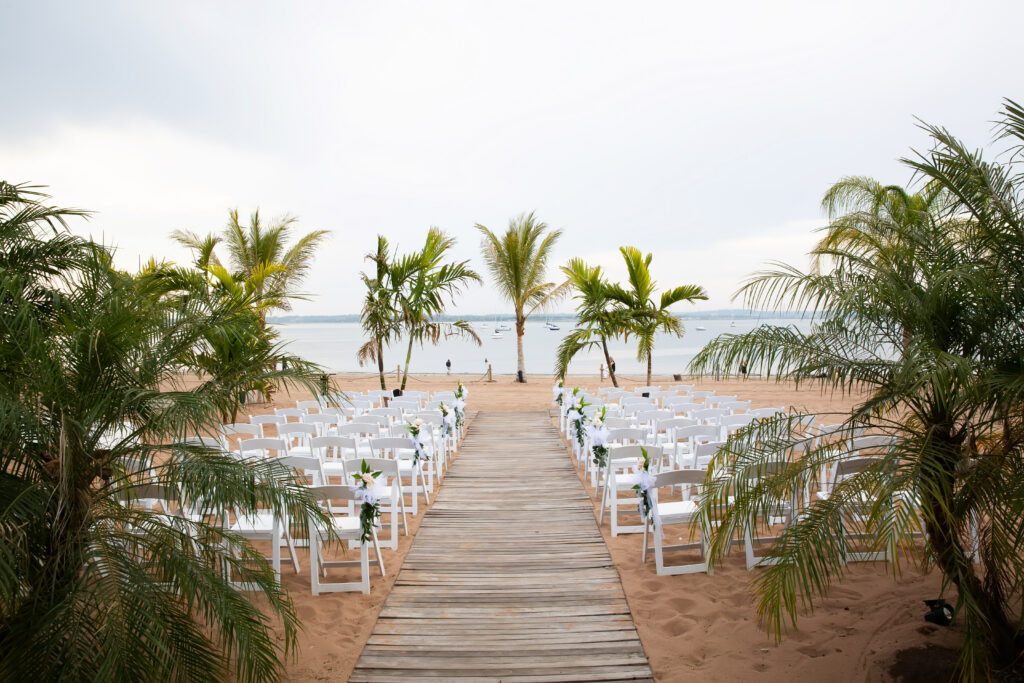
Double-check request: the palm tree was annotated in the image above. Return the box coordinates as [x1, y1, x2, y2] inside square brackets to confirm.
[555, 258, 627, 386]
[607, 247, 707, 385]
[357, 236, 402, 390]
[814, 175, 957, 354]
[689, 99, 1024, 680]
[395, 228, 481, 390]
[173, 208, 329, 324]
[0, 183, 333, 681]
[476, 212, 568, 382]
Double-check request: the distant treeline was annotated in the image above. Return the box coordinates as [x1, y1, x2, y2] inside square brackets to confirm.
[268, 309, 816, 324]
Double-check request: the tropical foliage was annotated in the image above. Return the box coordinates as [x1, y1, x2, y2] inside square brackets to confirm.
[555, 258, 627, 386]
[477, 212, 568, 382]
[357, 229, 480, 390]
[356, 236, 403, 390]
[607, 247, 706, 385]
[0, 182, 333, 681]
[173, 208, 329, 325]
[689, 99, 1024, 679]
[395, 228, 481, 390]
[174, 209, 329, 403]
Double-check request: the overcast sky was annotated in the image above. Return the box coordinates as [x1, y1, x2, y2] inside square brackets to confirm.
[3, 1, 1020, 314]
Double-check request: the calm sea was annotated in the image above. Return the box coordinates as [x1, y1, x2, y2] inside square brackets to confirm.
[271, 317, 811, 379]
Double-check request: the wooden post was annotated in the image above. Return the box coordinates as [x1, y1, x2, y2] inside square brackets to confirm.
[396, 365, 401, 384]
[487, 364, 493, 382]
[600, 364, 605, 380]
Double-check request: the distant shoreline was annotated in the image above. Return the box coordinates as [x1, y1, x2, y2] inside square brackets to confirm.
[268, 309, 818, 324]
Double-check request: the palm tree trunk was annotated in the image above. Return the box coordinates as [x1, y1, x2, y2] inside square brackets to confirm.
[376, 341, 387, 390]
[646, 351, 652, 386]
[924, 430, 1019, 664]
[516, 316, 526, 382]
[401, 336, 414, 390]
[601, 336, 618, 388]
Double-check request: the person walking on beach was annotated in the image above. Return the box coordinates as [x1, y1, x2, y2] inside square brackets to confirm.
[609, 357, 616, 374]
[739, 358, 748, 380]
[446, 359, 452, 375]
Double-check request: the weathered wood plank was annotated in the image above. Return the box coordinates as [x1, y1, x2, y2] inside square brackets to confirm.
[350, 410, 652, 682]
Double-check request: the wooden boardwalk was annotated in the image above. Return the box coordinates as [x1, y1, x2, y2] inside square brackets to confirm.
[350, 410, 653, 682]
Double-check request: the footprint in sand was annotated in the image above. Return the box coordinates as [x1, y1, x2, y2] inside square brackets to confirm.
[666, 596, 696, 612]
[661, 616, 692, 637]
[797, 645, 829, 658]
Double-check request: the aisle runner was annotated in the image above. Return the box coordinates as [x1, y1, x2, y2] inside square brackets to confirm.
[350, 410, 653, 682]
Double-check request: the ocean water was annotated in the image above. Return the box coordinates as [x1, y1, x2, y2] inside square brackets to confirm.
[271, 317, 812, 378]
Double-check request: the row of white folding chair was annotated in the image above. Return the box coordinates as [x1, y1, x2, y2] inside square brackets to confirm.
[235, 436, 418, 551]
[598, 433, 660, 536]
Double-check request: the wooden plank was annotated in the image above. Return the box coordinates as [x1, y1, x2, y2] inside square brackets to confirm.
[350, 410, 652, 682]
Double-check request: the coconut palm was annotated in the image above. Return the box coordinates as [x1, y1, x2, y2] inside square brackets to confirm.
[607, 247, 707, 385]
[0, 183, 333, 682]
[689, 100, 1024, 680]
[173, 208, 329, 324]
[357, 236, 403, 390]
[476, 212, 568, 382]
[554, 258, 628, 386]
[395, 228, 481, 390]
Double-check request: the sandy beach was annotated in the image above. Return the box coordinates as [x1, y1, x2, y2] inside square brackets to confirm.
[242, 373, 961, 682]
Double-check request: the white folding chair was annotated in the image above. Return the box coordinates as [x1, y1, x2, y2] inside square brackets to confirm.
[278, 423, 318, 457]
[301, 412, 341, 436]
[342, 457, 408, 550]
[220, 422, 261, 453]
[370, 437, 430, 514]
[313, 434, 360, 477]
[672, 425, 721, 469]
[297, 400, 322, 413]
[275, 407, 307, 422]
[641, 469, 713, 575]
[600, 444, 659, 536]
[307, 485, 377, 595]
[249, 413, 286, 437]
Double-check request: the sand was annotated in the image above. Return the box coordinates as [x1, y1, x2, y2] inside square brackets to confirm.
[242, 373, 961, 681]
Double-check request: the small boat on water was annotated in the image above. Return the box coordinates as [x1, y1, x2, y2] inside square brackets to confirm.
[730, 321, 736, 327]
[495, 323, 511, 332]
[695, 325, 707, 331]
[545, 321, 560, 330]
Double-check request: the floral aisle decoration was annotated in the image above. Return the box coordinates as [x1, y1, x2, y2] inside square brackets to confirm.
[454, 380, 467, 432]
[405, 418, 430, 465]
[586, 405, 610, 468]
[565, 388, 590, 451]
[552, 379, 565, 407]
[351, 459, 384, 543]
[632, 446, 660, 535]
[438, 401, 456, 440]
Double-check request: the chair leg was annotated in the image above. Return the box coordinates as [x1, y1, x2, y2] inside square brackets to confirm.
[360, 541, 370, 595]
[419, 466, 431, 506]
[271, 519, 282, 580]
[281, 519, 301, 573]
[370, 528, 385, 576]
[641, 518, 649, 565]
[309, 524, 320, 596]
[654, 525, 665, 574]
[398, 487, 409, 535]
[598, 469, 609, 524]
[611, 484, 619, 537]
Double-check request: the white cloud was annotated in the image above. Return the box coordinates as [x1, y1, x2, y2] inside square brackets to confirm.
[1, 118, 294, 269]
